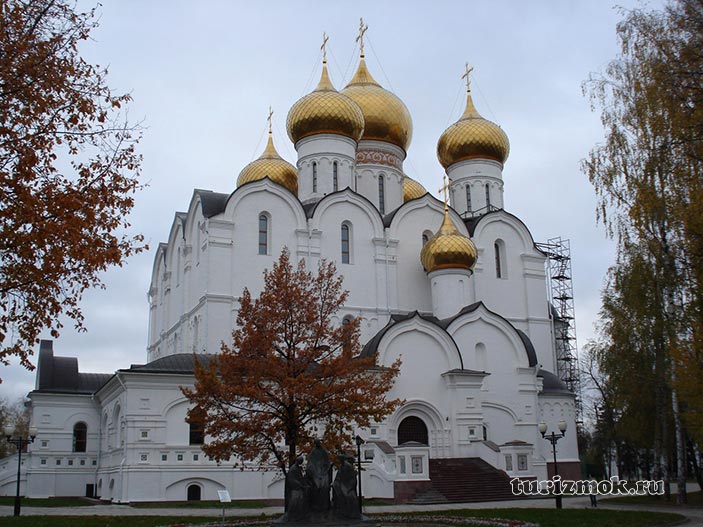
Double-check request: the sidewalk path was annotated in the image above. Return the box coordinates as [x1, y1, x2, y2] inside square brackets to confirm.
[1, 494, 698, 527]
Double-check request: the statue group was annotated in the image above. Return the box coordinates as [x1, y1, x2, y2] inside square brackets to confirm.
[281, 439, 362, 524]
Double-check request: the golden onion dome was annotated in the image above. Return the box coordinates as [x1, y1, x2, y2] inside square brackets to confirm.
[420, 205, 478, 273]
[403, 176, 427, 202]
[437, 87, 510, 169]
[237, 132, 298, 194]
[341, 56, 413, 152]
[287, 60, 365, 144]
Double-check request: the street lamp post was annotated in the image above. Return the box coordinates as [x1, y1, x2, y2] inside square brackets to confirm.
[355, 435, 364, 514]
[539, 420, 567, 509]
[3, 424, 38, 517]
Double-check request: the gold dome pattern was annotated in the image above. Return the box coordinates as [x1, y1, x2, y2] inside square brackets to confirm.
[403, 176, 427, 202]
[341, 57, 413, 151]
[420, 206, 478, 273]
[237, 132, 298, 194]
[437, 89, 510, 168]
[287, 61, 365, 144]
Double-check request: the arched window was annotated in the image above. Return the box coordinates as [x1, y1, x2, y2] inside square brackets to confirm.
[187, 484, 201, 501]
[485, 183, 491, 208]
[189, 420, 204, 445]
[333, 161, 338, 191]
[258, 214, 268, 255]
[378, 176, 385, 214]
[102, 413, 109, 450]
[341, 224, 350, 264]
[466, 185, 472, 212]
[494, 239, 506, 279]
[312, 162, 318, 193]
[398, 416, 429, 445]
[475, 342, 487, 371]
[113, 405, 122, 447]
[73, 422, 87, 453]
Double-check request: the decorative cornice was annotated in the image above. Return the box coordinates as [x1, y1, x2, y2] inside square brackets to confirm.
[356, 149, 402, 168]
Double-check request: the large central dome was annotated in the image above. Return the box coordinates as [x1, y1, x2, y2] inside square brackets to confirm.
[287, 60, 365, 144]
[341, 56, 413, 152]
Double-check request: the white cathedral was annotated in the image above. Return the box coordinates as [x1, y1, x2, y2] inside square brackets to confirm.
[0, 36, 580, 504]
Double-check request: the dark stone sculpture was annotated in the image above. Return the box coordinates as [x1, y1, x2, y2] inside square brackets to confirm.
[306, 439, 332, 512]
[275, 440, 373, 526]
[283, 456, 309, 522]
[332, 455, 360, 519]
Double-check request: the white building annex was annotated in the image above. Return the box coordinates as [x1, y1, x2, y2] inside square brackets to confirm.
[0, 36, 581, 504]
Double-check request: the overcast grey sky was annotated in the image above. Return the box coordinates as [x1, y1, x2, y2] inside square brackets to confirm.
[0, 0, 663, 401]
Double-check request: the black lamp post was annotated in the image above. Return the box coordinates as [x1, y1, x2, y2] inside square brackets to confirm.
[539, 419, 567, 509]
[3, 424, 38, 516]
[355, 435, 364, 514]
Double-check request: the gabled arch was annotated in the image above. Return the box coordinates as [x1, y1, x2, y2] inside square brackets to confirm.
[225, 177, 307, 227]
[469, 210, 544, 257]
[386, 194, 468, 239]
[309, 188, 385, 237]
[445, 301, 535, 368]
[374, 313, 463, 371]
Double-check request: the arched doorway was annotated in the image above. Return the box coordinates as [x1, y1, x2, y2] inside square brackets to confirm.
[398, 416, 429, 445]
[187, 484, 202, 501]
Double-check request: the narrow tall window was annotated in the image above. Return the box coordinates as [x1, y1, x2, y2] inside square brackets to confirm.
[378, 176, 385, 215]
[73, 422, 87, 453]
[341, 224, 350, 264]
[312, 162, 318, 193]
[485, 183, 491, 208]
[495, 241, 502, 278]
[466, 185, 472, 212]
[189, 421, 204, 445]
[333, 162, 338, 191]
[258, 214, 268, 255]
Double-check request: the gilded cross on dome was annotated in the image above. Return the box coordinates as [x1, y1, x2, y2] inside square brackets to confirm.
[267, 106, 274, 133]
[321, 32, 329, 62]
[356, 17, 368, 57]
[462, 62, 474, 92]
[438, 174, 450, 209]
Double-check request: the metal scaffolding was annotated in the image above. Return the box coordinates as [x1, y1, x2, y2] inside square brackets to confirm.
[535, 237, 583, 423]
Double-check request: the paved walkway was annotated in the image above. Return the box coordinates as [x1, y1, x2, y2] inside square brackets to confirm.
[1, 493, 700, 525]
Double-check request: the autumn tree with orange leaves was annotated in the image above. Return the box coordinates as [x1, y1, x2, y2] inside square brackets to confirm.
[0, 0, 144, 375]
[183, 249, 402, 473]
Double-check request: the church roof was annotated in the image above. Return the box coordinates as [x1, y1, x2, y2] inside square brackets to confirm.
[32, 340, 112, 395]
[122, 353, 217, 374]
[537, 369, 572, 395]
[360, 302, 538, 368]
[195, 189, 230, 218]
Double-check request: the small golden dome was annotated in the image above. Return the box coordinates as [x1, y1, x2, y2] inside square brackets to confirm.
[403, 176, 427, 202]
[420, 206, 478, 273]
[237, 132, 298, 194]
[341, 56, 413, 151]
[287, 61, 365, 144]
[437, 88, 510, 169]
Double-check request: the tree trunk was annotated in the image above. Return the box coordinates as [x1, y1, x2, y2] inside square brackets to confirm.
[688, 439, 702, 491]
[672, 380, 688, 503]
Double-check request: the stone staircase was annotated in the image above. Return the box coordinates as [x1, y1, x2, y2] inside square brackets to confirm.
[407, 458, 518, 504]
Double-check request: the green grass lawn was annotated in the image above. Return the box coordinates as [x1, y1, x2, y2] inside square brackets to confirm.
[1, 509, 685, 527]
[602, 489, 702, 506]
[0, 497, 94, 507]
